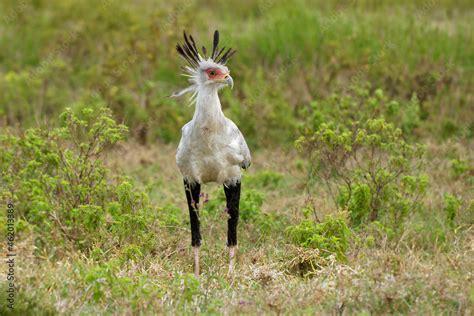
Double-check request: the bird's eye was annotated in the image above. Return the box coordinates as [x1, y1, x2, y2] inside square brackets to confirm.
[209, 70, 216, 76]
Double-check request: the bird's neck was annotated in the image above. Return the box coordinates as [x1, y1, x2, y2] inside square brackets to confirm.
[193, 85, 225, 126]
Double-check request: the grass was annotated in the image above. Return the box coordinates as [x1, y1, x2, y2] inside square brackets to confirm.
[0, 0, 473, 314]
[1, 144, 472, 314]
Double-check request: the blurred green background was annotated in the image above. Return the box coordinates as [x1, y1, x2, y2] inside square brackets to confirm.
[1, 0, 473, 147]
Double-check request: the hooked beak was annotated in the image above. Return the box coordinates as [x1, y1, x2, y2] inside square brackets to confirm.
[224, 74, 234, 89]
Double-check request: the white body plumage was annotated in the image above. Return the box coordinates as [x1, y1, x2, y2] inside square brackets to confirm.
[176, 85, 251, 186]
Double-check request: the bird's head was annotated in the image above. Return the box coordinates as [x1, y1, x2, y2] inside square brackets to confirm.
[170, 30, 236, 98]
[195, 60, 233, 90]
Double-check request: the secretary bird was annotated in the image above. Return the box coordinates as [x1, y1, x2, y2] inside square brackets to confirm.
[171, 30, 251, 276]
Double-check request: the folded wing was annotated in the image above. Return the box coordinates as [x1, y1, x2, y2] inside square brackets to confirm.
[226, 118, 251, 169]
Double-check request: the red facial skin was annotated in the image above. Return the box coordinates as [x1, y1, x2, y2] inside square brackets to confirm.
[205, 68, 228, 81]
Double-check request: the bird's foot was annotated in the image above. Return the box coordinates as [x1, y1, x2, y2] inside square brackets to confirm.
[193, 247, 200, 277]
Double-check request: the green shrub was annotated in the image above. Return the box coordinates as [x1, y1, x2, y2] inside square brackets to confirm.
[297, 118, 427, 228]
[443, 194, 462, 227]
[339, 183, 371, 226]
[0, 105, 159, 256]
[450, 158, 469, 178]
[286, 210, 350, 262]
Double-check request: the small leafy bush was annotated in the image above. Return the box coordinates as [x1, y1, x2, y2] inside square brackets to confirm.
[0, 105, 159, 255]
[443, 194, 462, 227]
[286, 210, 350, 262]
[450, 158, 469, 178]
[296, 118, 427, 228]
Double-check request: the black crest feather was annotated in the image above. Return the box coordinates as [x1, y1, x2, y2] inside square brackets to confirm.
[211, 30, 219, 59]
[214, 46, 226, 60]
[217, 48, 237, 64]
[176, 30, 236, 67]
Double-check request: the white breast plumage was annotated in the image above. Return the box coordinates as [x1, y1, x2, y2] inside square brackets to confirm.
[176, 90, 250, 186]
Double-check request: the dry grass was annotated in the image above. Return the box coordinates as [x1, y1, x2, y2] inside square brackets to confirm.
[2, 142, 472, 315]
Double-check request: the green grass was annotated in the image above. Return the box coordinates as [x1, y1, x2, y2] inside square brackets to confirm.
[0, 0, 473, 314]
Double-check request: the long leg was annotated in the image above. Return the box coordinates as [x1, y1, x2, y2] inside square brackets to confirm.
[184, 179, 201, 276]
[224, 181, 241, 274]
